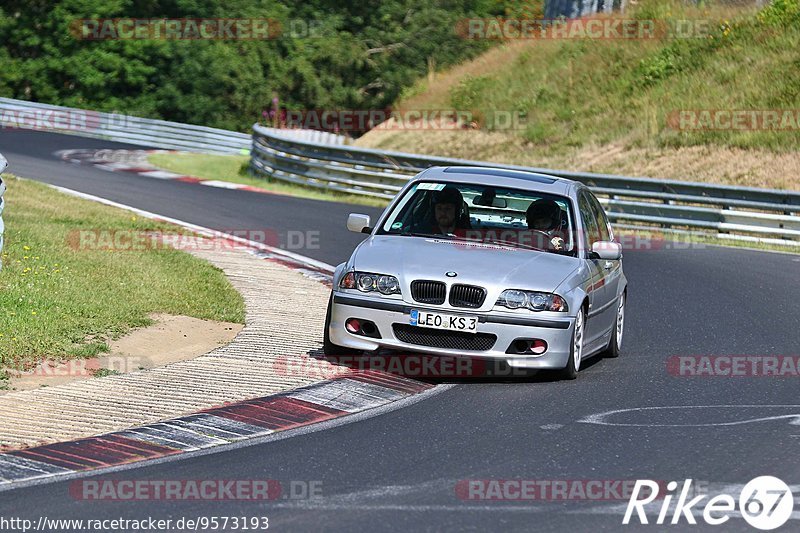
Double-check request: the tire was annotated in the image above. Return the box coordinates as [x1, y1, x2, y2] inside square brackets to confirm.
[323, 292, 351, 356]
[558, 308, 585, 380]
[602, 292, 625, 359]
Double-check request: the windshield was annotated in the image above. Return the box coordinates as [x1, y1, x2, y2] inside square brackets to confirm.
[378, 181, 576, 255]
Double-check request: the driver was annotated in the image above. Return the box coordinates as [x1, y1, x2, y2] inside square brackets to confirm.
[526, 199, 566, 251]
[430, 186, 467, 235]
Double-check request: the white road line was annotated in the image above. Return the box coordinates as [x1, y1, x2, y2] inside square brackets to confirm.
[579, 405, 800, 427]
[94, 162, 141, 171]
[198, 180, 248, 189]
[137, 170, 183, 179]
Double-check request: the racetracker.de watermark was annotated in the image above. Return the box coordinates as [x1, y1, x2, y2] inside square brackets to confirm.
[0, 108, 105, 132]
[456, 18, 714, 40]
[433, 229, 705, 254]
[667, 109, 800, 131]
[455, 479, 694, 501]
[615, 232, 706, 252]
[667, 355, 800, 377]
[274, 354, 532, 379]
[67, 229, 320, 252]
[3, 356, 151, 378]
[69, 479, 322, 501]
[69, 18, 282, 40]
[274, 109, 527, 132]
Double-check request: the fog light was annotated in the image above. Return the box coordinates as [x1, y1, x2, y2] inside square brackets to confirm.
[506, 338, 549, 355]
[345, 318, 361, 334]
[530, 339, 547, 355]
[512, 340, 529, 353]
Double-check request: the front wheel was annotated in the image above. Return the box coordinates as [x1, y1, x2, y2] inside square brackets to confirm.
[602, 292, 625, 359]
[323, 292, 350, 356]
[558, 308, 585, 380]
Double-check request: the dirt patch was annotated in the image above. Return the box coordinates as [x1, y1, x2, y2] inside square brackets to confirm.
[3, 314, 242, 392]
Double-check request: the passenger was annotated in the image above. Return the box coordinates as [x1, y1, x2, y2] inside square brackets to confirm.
[526, 199, 566, 251]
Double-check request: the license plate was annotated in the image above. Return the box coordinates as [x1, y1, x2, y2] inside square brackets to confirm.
[409, 309, 478, 333]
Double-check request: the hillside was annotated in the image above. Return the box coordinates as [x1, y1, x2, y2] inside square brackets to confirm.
[357, 0, 800, 190]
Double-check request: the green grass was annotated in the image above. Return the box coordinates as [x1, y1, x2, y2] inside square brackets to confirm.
[148, 152, 389, 208]
[0, 176, 245, 368]
[393, 0, 800, 154]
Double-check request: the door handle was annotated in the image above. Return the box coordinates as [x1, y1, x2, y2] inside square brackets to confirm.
[603, 261, 613, 270]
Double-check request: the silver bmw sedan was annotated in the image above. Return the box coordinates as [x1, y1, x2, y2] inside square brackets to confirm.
[324, 166, 627, 379]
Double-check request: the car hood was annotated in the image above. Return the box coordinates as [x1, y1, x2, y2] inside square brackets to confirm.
[352, 235, 580, 293]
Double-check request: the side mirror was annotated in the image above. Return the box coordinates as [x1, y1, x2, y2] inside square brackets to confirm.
[347, 213, 371, 234]
[592, 241, 622, 260]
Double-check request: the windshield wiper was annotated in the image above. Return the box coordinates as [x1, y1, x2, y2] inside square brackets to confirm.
[401, 231, 452, 239]
[479, 238, 543, 251]
[445, 234, 543, 251]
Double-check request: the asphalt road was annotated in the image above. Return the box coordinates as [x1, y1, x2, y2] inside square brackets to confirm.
[1, 130, 799, 532]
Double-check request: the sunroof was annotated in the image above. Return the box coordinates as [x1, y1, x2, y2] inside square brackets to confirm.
[442, 166, 557, 184]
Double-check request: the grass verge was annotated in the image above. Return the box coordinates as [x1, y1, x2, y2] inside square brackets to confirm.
[147, 152, 389, 208]
[0, 176, 245, 368]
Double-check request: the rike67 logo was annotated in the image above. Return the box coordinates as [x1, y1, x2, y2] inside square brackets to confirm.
[624, 477, 794, 530]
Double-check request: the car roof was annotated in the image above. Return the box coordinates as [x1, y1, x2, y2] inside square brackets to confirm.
[411, 166, 577, 196]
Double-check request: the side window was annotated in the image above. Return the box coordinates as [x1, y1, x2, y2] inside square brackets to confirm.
[578, 193, 600, 253]
[587, 193, 611, 242]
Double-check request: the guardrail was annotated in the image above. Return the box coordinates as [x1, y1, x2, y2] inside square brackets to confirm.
[251, 124, 800, 246]
[0, 98, 345, 154]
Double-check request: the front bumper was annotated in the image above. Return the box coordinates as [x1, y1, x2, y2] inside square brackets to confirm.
[328, 292, 576, 369]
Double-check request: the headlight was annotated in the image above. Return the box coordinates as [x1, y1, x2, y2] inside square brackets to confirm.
[496, 290, 568, 312]
[502, 290, 527, 309]
[340, 271, 401, 295]
[357, 274, 376, 292]
[377, 275, 400, 294]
